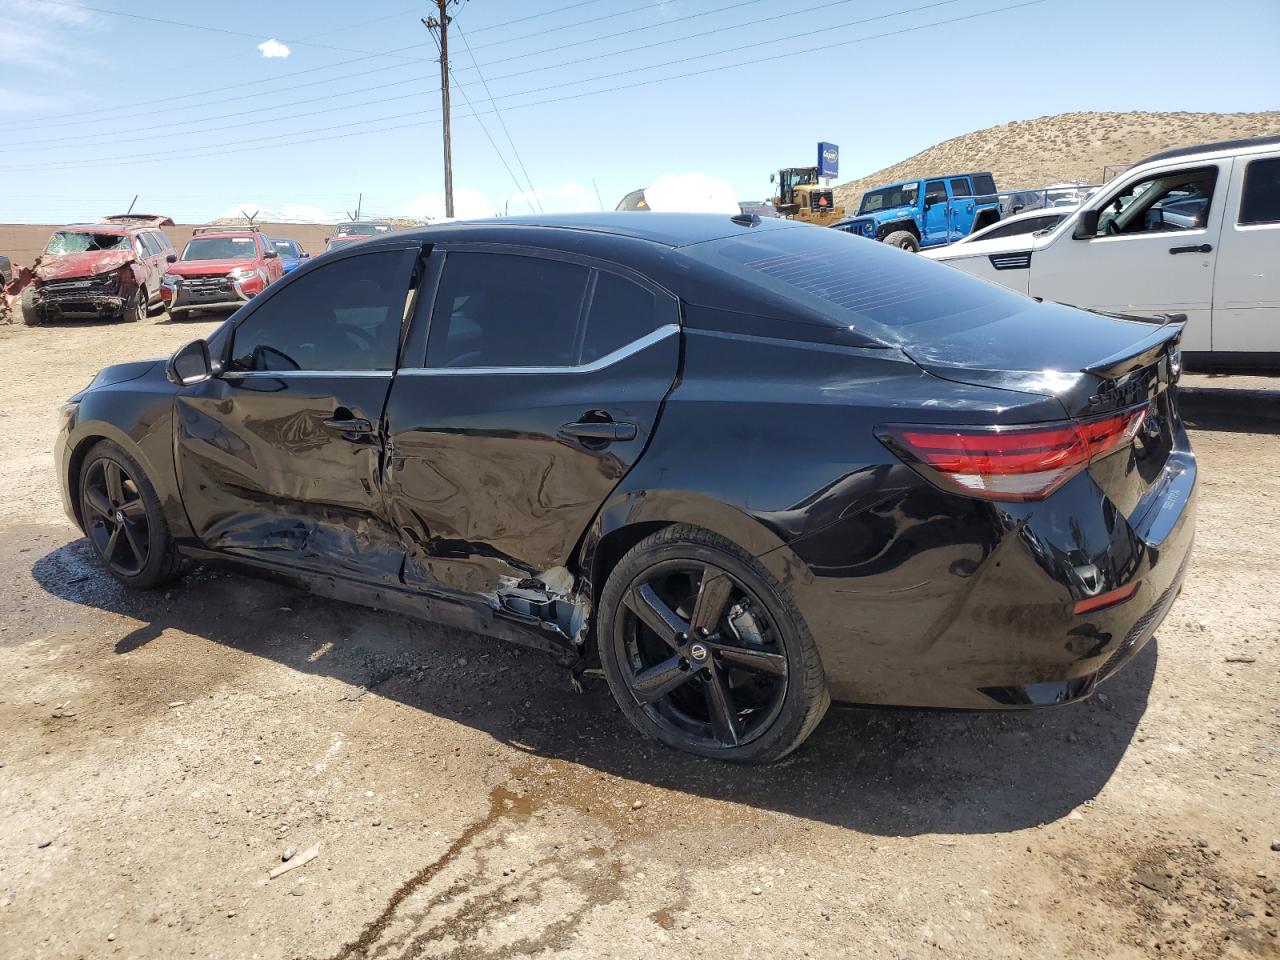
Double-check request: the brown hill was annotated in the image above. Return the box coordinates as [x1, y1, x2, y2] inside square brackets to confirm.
[834, 111, 1280, 209]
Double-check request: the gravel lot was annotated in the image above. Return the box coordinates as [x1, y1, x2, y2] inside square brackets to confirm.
[1, 315, 1277, 960]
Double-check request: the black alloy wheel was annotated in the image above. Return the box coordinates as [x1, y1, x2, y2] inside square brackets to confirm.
[618, 559, 789, 750]
[81, 456, 150, 577]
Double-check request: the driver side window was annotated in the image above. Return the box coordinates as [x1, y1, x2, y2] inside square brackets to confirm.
[229, 251, 407, 372]
[1095, 166, 1218, 237]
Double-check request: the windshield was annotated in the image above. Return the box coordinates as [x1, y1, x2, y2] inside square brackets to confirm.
[182, 237, 258, 261]
[859, 184, 918, 215]
[683, 225, 1029, 343]
[336, 223, 386, 237]
[272, 240, 296, 256]
[45, 231, 130, 254]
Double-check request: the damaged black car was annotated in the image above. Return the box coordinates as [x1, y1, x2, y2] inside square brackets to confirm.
[56, 214, 1196, 763]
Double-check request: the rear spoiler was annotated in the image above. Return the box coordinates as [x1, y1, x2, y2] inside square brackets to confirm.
[1082, 313, 1185, 379]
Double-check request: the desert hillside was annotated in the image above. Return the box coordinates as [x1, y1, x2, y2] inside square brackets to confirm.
[835, 111, 1280, 208]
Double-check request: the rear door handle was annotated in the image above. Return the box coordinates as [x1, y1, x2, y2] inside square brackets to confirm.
[1169, 243, 1212, 254]
[559, 420, 638, 442]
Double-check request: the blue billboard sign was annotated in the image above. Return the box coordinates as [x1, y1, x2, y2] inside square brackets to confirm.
[818, 142, 839, 179]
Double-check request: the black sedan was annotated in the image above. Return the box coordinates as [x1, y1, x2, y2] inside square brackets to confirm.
[55, 213, 1196, 763]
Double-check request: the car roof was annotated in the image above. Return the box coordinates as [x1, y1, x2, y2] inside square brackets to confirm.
[365, 212, 799, 249]
[59, 224, 131, 234]
[1133, 134, 1280, 168]
[189, 231, 259, 239]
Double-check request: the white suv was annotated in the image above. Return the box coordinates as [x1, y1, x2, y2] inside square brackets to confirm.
[923, 135, 1280, 371]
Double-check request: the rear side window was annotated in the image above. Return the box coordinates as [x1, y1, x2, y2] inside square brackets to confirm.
[426, 253, 589, 368]
[229, 251, 407, 372]
[581, 272, 659, 363]
[972, 174, 997, 196]
[1239, 157, 1280, 225]
[949, 178, 972, 197]
[685, 227, 1029, 342]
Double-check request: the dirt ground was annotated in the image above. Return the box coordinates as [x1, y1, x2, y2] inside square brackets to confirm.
[0, 313, 1277, 960]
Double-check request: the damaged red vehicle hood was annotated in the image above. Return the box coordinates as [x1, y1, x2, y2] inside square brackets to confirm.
[167, 259, 256, 277]
[35, 250, 135, 281]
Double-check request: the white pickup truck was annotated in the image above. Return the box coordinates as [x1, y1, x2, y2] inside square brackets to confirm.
[923, 135, 1280, 371]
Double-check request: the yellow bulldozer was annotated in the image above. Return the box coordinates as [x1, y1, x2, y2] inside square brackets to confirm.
[770, 166, 844, 226]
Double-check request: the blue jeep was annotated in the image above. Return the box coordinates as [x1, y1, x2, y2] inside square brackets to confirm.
[834, 172, 1001, 251]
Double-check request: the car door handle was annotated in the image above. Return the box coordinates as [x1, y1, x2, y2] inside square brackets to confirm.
[322, 416, 373, 434]
[559, 420, 638, 442]
[1169, 243, 1212, 254]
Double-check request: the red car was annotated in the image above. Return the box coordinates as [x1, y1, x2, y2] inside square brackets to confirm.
[161, 227, 284, 318]
[19, 215, 176, 326]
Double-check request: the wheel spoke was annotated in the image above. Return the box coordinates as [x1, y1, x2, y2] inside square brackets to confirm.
[120, 498, 146, 519]
[690, 566, 734, 637]
[711, 643, 787, 676]
[630, 654, 695, 705]
[105, 461, 125, 504]
[703, 663, 740, 747]
[103, 526, 121, 563]
[624, 584, 687, 650]
[84, 485, 112, 519]
[121, 520, 146, 568]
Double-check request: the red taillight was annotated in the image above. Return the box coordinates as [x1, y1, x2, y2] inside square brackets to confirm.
[877, 407, 1147, 502]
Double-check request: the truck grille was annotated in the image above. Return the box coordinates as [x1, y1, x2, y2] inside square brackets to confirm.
[182, 275, 233, 296]
[41, 275, 118, 298]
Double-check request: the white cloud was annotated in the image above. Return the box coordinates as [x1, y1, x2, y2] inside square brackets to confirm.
[0, 0, 97, 72]
[257, 38, 291, 59]
[401, 186, 499, 222]
[216, 203, 346, 223]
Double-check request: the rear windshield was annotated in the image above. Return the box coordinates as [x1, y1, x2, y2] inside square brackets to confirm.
[182, 237, 258, 260]
[683, 226, 1030, 343]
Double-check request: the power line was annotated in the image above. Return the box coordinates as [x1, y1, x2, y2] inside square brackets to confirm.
[1, 0, 672, 130]
[0, 1, 1046, 173]
[454, 19, 542, 212]
[0, 0, 939, 153]
[24, 0, 425, 59]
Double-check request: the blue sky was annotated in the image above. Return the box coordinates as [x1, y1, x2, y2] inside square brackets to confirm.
[1, 0, 1277, 223]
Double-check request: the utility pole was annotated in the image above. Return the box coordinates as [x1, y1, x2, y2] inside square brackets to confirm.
[423, 2, 456, 218]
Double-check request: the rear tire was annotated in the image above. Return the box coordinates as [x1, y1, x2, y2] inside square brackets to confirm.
[882, 230, 920, 253]
[597, 524, 829, 764]
[78, 440, 184, 589]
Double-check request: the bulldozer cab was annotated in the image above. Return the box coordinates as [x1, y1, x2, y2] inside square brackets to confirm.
[771, 166, 844, 225]
[776, 167, 820, 207]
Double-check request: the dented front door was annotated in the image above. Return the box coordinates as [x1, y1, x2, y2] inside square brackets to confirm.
[383, 247, 680, 600]
[173, 248, 418, 584]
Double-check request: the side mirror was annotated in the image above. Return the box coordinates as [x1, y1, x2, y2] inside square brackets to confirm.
[165, 339, 212, 386]
[925, 192, 946, 207]
[769, 173, 776, 184]
[300, 251, 310, 259]
[263, 249, 279, 259]
[166, 253, 178, 263]
[1074, 209, 1100, 238]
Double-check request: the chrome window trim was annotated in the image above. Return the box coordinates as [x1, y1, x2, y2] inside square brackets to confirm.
[222, 369, 393, 379]
[400, 323, 679, 376]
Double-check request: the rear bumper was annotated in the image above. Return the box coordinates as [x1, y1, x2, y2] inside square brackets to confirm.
[783, 440, 1197, 709]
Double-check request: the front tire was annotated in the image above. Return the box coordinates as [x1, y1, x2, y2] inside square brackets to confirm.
[20, 286, 41, 326]
[124, 286, 147, 323]
[597, 525, 829, 764]
[882, 230, 920, 252]
[78, 440, 183, 588]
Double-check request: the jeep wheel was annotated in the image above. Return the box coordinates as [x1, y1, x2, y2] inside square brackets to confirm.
[19, 286, 41, 326]
[883, 230, 920, 253]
